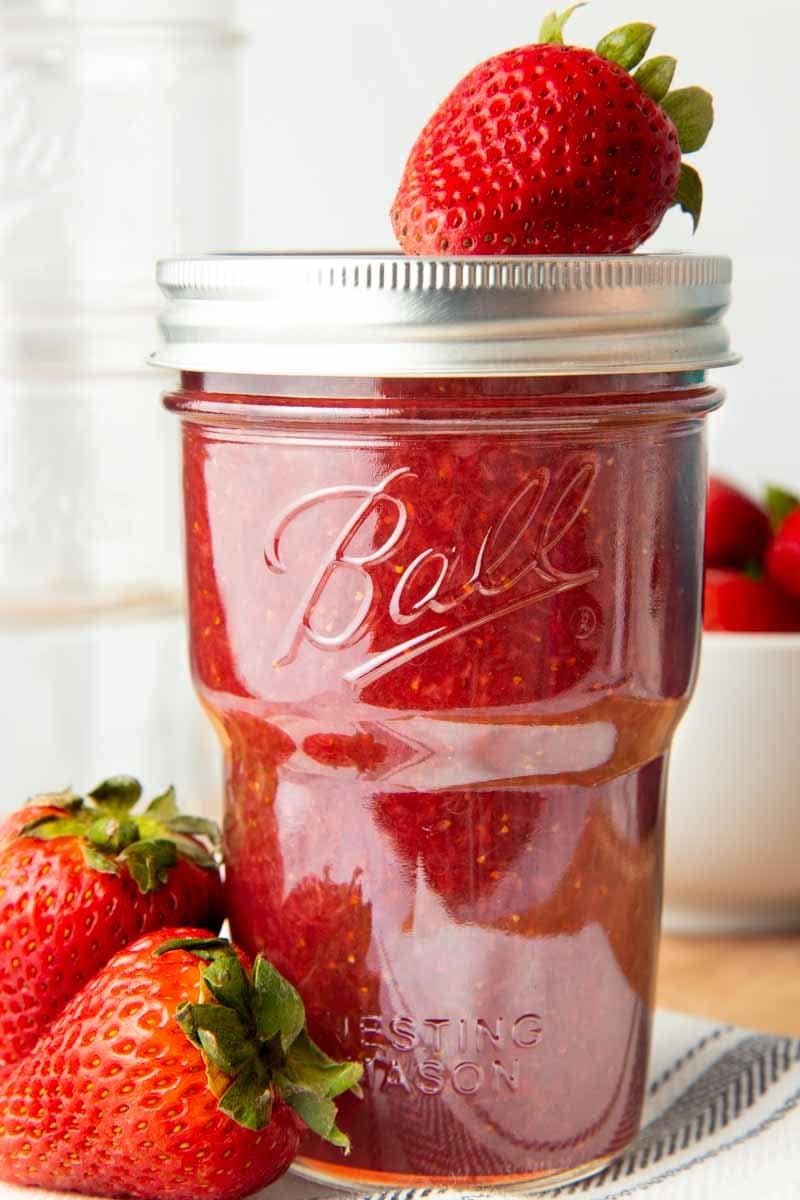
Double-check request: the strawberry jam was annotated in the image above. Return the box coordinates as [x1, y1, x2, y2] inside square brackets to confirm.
[168, 371, 721, 1188]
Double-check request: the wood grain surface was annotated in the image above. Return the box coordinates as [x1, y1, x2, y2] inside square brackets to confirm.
[657, 934, 800, 1037]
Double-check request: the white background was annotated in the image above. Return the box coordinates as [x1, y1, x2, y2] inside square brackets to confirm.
[237, 0, 800, 492]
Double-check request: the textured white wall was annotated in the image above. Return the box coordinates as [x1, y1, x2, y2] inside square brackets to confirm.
[238, 0, 800, 490]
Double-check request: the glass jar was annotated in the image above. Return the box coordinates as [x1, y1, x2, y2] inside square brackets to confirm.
[1, 0, 241, 810]
[0, 0, 242, 311]
[154, 253, 737, 1190]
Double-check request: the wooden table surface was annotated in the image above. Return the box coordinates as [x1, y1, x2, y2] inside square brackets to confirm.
[657, 933, 800, 1037]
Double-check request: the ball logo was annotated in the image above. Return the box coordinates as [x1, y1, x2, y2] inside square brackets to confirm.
[265, 455, 600, 684]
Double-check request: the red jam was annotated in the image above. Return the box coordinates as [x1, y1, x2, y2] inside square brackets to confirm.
[169, 373, 719, 1188]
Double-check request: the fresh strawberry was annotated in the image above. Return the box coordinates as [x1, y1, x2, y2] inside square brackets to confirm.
[704, 476, 771, 569]
[0, 928, 361, 1200]
[392, 6, 713, 255]
[0, 776, 224, 1068]
[766, 505, 800, 603]
[703, 568, 800, 633]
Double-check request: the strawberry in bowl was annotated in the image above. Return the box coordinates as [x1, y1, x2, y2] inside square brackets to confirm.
[667, 478, 800, 932]
[765, 497, 800, 603]
[701, 478, 800, 632]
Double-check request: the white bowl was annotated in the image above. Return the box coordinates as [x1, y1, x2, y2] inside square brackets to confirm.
[664, 631, 800, 935]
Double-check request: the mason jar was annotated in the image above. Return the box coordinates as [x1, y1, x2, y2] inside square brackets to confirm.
[154, 252, 736, 1190]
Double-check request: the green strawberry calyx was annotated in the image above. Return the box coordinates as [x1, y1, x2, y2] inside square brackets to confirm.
[157, 936, 363, 1149]
[765, 485, 800, 532]
[18, 776, 221, 894]
[539, 5, 714, 230]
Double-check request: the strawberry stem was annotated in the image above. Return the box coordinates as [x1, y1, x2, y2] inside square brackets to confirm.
[154, 936, 230, 956]
[19, 777, 221, 893]
[765, 485, 800, 531]
[634, 55, 676, 103]
[538, 3, 587, 45]
[89, 776, 142, 810]
[158, 937, 362, 1146]
[742, 559, 764, 581]
[673, 162, 703, 231]
[661, 86, 714, 153]
[596, 23, 655, 71]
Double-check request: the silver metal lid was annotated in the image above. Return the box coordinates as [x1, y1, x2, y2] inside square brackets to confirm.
[152, 252, 737, 378]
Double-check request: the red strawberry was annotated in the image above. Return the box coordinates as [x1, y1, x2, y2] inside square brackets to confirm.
[392, 7, 713, 255]
[705, 477, 771, 569]
[766, 505, 800, 603]
[0, 928, 361, 1200]
[703, 568, 800, 633]
[0, 776, 224, 1068]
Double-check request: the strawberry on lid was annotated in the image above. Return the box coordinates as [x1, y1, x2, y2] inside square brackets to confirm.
[392, 4, 713, 255]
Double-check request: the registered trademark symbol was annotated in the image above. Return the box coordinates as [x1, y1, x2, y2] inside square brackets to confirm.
[571, 605, 597, 639]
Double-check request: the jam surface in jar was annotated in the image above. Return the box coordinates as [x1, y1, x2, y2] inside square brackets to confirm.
[173, 374, 717, 1187]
